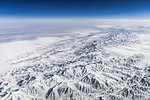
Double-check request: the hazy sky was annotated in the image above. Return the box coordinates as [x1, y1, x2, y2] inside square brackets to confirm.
[0, 0, 150, 19]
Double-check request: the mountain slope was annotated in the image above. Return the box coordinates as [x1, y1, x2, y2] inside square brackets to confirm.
[0, 27, 150, 100]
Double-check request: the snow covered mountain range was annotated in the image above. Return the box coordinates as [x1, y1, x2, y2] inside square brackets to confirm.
[0, 24, 150, 100]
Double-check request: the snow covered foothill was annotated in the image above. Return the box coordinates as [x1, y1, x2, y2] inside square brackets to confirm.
[0, 20, 150, 100]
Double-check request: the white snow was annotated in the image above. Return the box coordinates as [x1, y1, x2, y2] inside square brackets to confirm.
[1, 20, 150, 100]
[104, 33, 150, 60]
[0, 37, 63, 73]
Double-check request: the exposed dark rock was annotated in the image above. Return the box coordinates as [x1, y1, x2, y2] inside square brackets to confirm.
[17, 80, 24, 86]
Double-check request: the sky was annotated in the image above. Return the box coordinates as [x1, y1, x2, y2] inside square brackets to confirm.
[0, 0, 150, 19]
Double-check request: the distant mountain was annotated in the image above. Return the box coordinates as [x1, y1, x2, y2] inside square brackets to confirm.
[0, 26, 150, 100]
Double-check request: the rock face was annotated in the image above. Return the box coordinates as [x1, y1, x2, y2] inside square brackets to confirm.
[0, 27, 150, 100]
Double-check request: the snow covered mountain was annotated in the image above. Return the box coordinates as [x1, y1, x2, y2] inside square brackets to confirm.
[0, 25, 150, 100]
